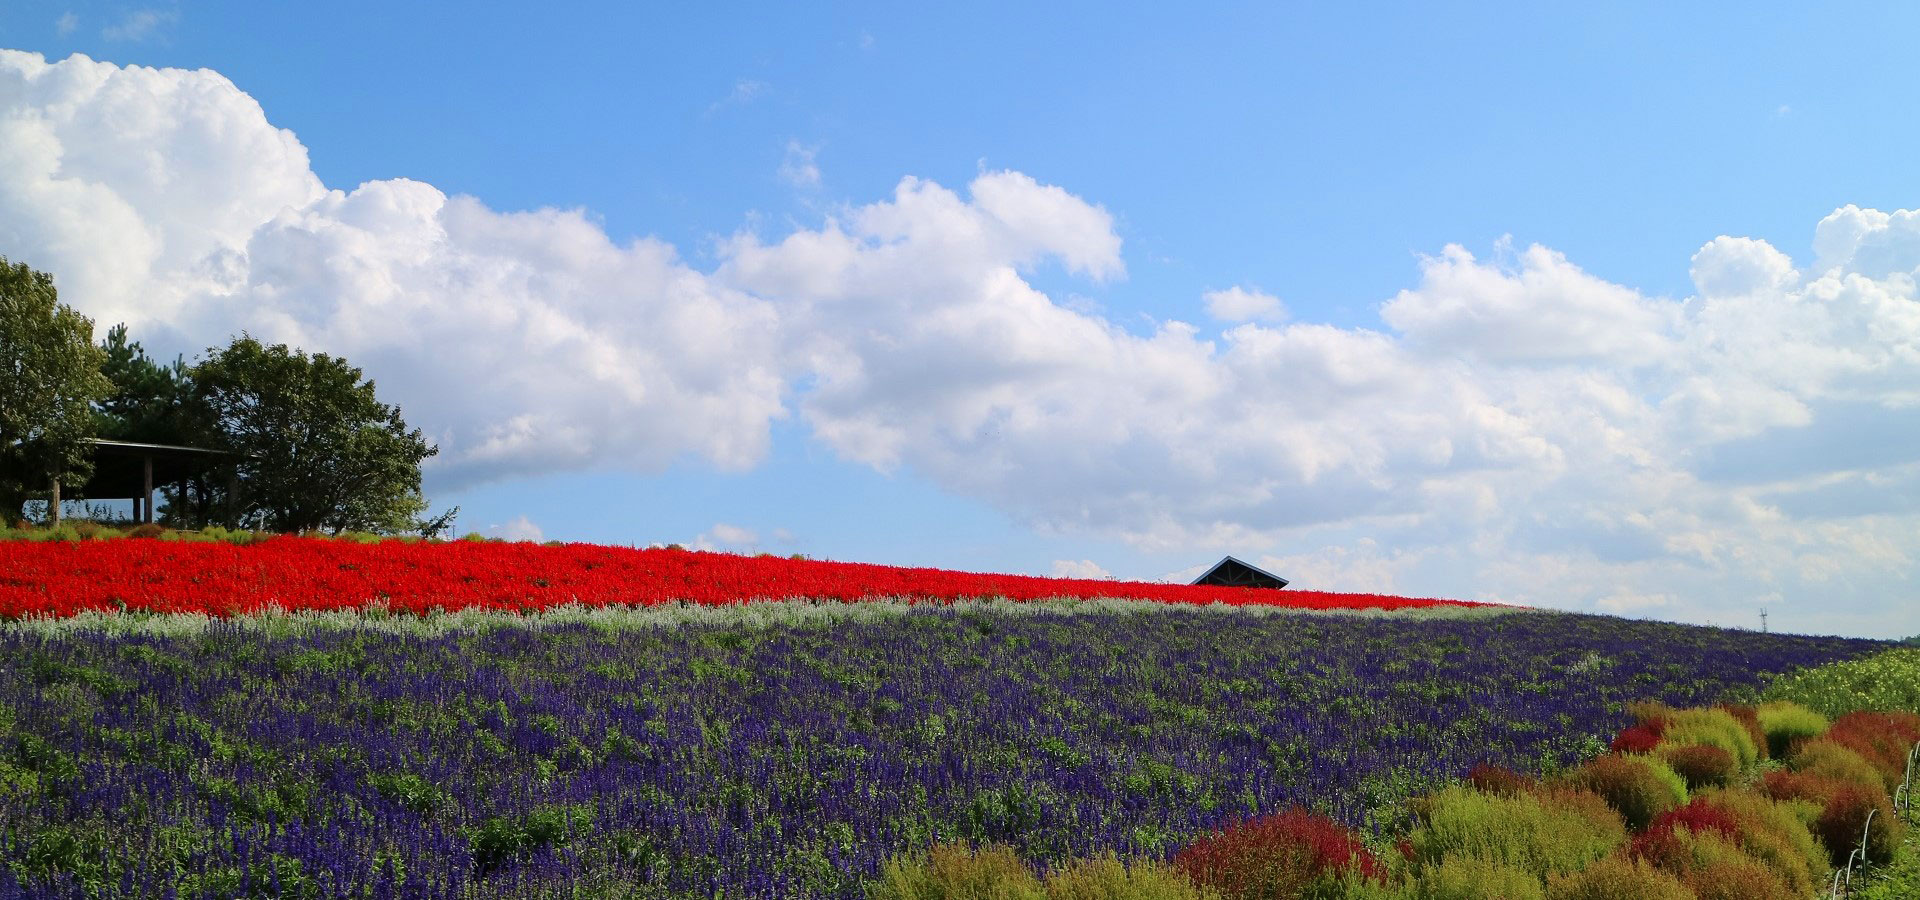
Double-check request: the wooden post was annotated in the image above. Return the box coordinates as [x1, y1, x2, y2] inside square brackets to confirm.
[49, 473, 61, 526]
[142, 454, 154, 524]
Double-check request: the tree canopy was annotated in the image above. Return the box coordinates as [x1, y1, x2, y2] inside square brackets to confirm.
[0, 258, 111, 523]
[191, 336, 437, 534]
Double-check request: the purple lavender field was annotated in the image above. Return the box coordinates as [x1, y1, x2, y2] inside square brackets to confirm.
[0, 603, 1886, 898]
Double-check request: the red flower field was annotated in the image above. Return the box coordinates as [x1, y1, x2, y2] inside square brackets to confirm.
[0, 536, 1481, 618]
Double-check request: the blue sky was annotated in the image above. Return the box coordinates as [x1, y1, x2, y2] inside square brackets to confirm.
[3, 3, 1918, 636]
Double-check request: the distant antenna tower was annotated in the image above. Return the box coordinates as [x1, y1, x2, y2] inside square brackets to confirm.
[1760, 608, 1768, 634]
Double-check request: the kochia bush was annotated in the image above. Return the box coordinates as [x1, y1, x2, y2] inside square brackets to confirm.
[1660, 707, 1759, 768]
[1171, 808, 1382, 900]
[1570, 754, 1687, 831]
[1658, 743, 1736, 790]
[1407, 785, 1624, 879]
[1544, 853, 1690, 900]
[1755, 701, 1829, 759]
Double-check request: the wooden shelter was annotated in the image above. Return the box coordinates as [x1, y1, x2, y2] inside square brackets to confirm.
[1190, 555, 1290, 589]
[52, 439, 240, 525]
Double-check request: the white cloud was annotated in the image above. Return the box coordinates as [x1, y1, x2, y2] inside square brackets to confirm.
[1203, 286, 1286, 323]
[1050, 559, 1112, 580]
[707, 79, 765, 114]
[778, 140, 821, 189]
[56, 13, 79, 36]
[484, 515, 544, 543]
[692, 523, 758, 552]
[2, 49, 1917, 635]
[102, 9, 175, 42]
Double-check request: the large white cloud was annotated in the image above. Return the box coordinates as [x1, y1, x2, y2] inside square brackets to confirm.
[3, 50, 1916, 634]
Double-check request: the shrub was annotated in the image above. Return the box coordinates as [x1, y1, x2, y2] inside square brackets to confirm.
[1661, 708, 1759, 768]
[1413, 854, 1544, 900]
[1811, 784, 1903, 867]
[1822, 711, 1920, 790]
[1755, 701, 1829, 759]
[1569, 754, 1686, 831]
[869, 843, 1046, 900]
[125, 523, 168, 539]
[1529, 784, 1628, 839]
[1789, 739, 1887, 794]
[1040, 854, 1214, 900]
[1692, 788, 1829, 894]
[1606, 725, 1661, 755]
[1717, 705, 1769, 762]
[1760, 768, 1852, 813]
[1407, 786, 1623, 878]
[1629, 827, 1796, 900]
[1658, 743, 1735, 790]
[1467, 764, 1535, 797]
[1172, 808, 1382, 900]
[1544, 853, 1690, 900]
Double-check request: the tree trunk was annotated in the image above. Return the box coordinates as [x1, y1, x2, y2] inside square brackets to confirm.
[49, 474, 60, 526]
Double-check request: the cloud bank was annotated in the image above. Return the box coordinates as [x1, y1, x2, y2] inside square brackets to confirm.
[3, 50, 1915, 633]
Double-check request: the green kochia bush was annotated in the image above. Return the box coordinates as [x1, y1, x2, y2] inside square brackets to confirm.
[1660, 707, 1760, 768]
[1570, 754, 1687, 831]
[869, 844, 1216, 900]
[1755, 701, 1829, 759]
[1407, 785, 1625, 879]
[1544, 853, 1691, 900]
[1412, 855, 1545, 900]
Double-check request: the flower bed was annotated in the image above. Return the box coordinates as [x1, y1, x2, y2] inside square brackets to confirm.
[0, 535, 1479, 618]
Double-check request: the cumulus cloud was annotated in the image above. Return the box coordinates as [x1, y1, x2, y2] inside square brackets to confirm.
[1203, 286, 1286, 323]
[484, 515, 544, 543]
[692, 523, 758, 553]
[1050, 559, 1112, 580]
[3, 50, 1916, 635]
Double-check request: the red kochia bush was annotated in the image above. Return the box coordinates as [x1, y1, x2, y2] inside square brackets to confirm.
[1760, 769, 1847, 806]
[1812, 784, 1903, 867]
[1610, 724, 1663, 754]
[1466, 763, 1536, 797]
[1171, 808, 1383, 899]
[1822, 711, 1920, 790]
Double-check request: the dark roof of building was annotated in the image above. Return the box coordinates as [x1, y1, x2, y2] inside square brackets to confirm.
[74, 438, 241, 499]
[1190, 555, 1290, 589]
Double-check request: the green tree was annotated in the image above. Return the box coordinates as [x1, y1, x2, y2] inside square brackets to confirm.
[95, 323, 198, 444]
[191, 335, 437, 533]
[94, 324, 232, 527]
[0, 258, 112, 523]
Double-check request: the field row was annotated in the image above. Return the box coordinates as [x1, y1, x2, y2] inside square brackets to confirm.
[0, 604, 1883, 898]
[0, 536, 1479, 618]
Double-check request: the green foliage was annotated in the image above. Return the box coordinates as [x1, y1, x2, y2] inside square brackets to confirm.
[1754, 701, 1829, 758]
[468, 804, 594, 874]
[1789, 739, 1887, 794]
[1692, 789, 1831, 895]
[1543, 854, 1690, 900]
[1408, 785, 1624, 879]
[191, 335, 437, 534]
[1763, 648, 1920, 718]
[1039, 854, 1218, 900]
[1413, 854, 1544, 900]
[868, 843, 1047, 900]
[0, 256, 112, 523]
[1661, 707, 1759, 768]
[1569, 754, 1686, 831]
